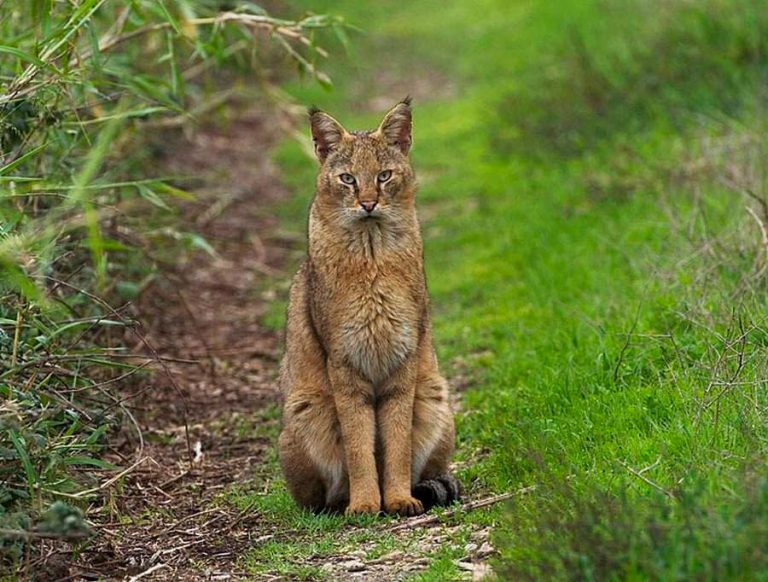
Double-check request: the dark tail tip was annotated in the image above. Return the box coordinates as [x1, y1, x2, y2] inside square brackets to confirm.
[413, 473, 462, 511]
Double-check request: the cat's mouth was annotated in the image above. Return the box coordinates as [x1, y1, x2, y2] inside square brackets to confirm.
[355, 208, 382, 220]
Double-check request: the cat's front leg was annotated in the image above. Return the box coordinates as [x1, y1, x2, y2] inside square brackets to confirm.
[328, 361, 381, 515]
[378, 359, 424, 516]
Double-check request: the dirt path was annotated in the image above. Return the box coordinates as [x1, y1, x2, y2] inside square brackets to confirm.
[52, 103, 495, 582]
[60, 106, 295, 580]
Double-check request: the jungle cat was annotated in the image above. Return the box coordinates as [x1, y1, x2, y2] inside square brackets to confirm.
[278, 98, 460, 516]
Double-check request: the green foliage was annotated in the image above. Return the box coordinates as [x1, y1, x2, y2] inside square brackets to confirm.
[498, 0, 768, 156]
[498, 471, 768, 580]
[0, 0, 343, 570]
[35, 500, 90, 538]
[1, 500, 90, 562]
[0, 0, 342, 298]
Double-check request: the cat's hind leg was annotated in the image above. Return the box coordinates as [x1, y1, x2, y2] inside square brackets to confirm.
[279, 389, 349, 512]
[411, 423, 462, 510]
[413, 473, 462, 510]
[278, 426, 326, 511]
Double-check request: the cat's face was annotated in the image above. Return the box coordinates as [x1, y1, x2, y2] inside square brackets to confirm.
[310, 99, 416, 226]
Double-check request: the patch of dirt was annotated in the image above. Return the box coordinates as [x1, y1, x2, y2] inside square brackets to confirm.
[315, 525, 496, 581]
[56, 105, 296, 580]
[360, 68, 456, 114]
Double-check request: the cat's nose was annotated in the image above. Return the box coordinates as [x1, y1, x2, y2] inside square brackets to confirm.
[360, 200, 377, 213]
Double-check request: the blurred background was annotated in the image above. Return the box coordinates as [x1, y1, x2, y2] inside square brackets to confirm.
[1, 0, 767, 579]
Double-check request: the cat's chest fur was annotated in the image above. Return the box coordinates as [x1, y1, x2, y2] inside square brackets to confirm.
[339, 275, 419, 384]
[317, 258, 422, 385]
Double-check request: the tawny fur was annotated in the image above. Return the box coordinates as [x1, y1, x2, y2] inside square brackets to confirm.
[278, 99, 456, 516]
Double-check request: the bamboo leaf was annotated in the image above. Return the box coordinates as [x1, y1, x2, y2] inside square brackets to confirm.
[0, 45, 49, 69]
[9, 430, 37, 491]
[62, 456, 118, 469]
[0, 144, 48, 177]
[136, 184, 171, 210]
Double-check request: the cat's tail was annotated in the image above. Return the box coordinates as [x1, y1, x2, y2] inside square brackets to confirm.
[412, 473, 462, 511]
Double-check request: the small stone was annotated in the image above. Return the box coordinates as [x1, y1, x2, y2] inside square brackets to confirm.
[473, 562, 494, 581]
[456, 561, 475, 571]
[342, 559, 366, 572]
[464, 542, 478, 554]
[477, 542, 495, 558]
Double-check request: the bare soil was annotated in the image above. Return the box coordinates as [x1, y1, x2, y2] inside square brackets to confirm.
[54, 106, 296, 580]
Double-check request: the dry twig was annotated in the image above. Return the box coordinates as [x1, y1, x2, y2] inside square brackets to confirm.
[387, 487, 536, 532]
[70, 457, 149, 499]
[128, 562, 167, 582]
[619, 459, 675, 499]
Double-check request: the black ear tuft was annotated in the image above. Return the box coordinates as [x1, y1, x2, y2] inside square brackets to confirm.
[401, 95, 412, 107]
[308, 106, 322, 118]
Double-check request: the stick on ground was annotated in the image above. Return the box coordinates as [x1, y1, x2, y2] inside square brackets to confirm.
[387, 486, 536, 532]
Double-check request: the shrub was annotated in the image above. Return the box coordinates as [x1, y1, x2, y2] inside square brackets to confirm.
[0, 0, 343, 569]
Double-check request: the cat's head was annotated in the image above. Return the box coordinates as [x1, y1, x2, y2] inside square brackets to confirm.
[309, 98, 416, 224]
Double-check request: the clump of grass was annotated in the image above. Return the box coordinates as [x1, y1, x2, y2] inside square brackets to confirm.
[498, 0, 767, 157]
[0, 0, 345, 571]
[496, 467, 768, 580]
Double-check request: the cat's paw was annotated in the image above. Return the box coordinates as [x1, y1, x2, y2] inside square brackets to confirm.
[384, 495, 424, 517]
[345, 498, 381, 516]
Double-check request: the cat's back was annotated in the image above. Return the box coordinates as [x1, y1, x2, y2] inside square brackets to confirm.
[279, 261, 322, 395]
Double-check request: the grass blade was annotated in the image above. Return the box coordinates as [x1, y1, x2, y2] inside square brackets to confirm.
[0, 144, 48, 176]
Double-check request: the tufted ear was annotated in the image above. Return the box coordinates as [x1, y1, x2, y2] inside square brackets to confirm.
[376, 96, 412, 154]
[309, 107, 348, 162]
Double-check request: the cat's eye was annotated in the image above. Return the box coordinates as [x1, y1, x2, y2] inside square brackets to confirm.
[339, 173, 356, 185]
[377, 170, 392, 183]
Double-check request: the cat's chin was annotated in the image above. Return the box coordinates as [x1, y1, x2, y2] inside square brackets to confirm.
[355, 210, 382, 221]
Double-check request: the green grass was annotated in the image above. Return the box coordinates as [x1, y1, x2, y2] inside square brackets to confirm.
[260, 0, 768, 577]
[221, 403, 497, 578]
[229, 475, 491, 580]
